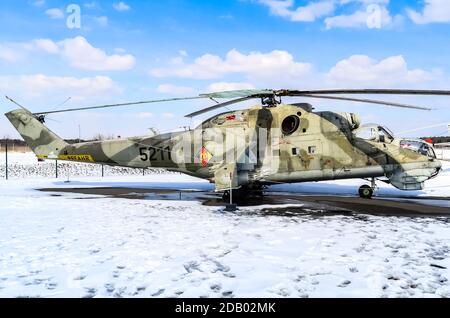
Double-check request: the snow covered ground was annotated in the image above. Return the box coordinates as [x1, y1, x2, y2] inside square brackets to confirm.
[0, 152, 169, 179]
[0, 154, 449, 298]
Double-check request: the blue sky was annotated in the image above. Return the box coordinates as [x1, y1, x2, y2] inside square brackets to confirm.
[1, 0, 450, 139]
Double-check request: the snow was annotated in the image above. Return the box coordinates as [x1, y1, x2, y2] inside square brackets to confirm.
[0, 154, 449, 298]
[0, 152, 170, 179]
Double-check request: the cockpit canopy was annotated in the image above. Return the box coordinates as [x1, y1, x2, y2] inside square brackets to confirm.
[400, 139, 437, 158]
[354, 124, 395, 143]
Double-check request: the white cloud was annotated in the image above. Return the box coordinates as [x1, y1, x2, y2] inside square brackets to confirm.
[0, 39, 59, 62]
[59, 36, 135, 71]
[151, 50, 439, 90]
[156, 84, 195, 95]
[32, 39, 60, 54]
[114, 48, 127, 54]
[407, 0, 450, 24]
[94, 16, 109, 27]
[325, 5, 392, 29]
[113, 2, 130, 12]
[325, 55, 437, 86]
[339, 0, 389, 4]
[151, 49, 312, 80]
[31, 0, 46, 7]
[207, 82, 256, 92]
[257, 0, 398, 29]
[259, 0, 335, 22]
[0, 40, 51, 62]
[0, 37, 136, 71]
[45, 8, 64, 19]
[0, 45, 22, 62]
[0, 75, 119, 100]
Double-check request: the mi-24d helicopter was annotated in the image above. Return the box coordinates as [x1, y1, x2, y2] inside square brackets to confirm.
[5, 88, 448, 201]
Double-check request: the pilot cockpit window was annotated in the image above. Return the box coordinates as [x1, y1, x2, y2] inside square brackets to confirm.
[378, 128, 389, 143]
[400, 139, 437, 158]
[378, 126, 394, 143]
[355, 127, 378, 141]
[355, 125, 394, 143]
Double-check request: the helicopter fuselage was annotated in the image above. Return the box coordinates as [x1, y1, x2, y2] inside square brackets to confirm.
[5, 104, 442, 193]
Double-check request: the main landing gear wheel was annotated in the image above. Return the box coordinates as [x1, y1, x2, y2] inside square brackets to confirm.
[222, 189, 247, 202]
[359, 185, 374, 199]
[222, 187, 264, 203]
[222, 191, 231, 202]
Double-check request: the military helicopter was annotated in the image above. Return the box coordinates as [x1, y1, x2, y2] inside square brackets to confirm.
[5, 88, 447, 202]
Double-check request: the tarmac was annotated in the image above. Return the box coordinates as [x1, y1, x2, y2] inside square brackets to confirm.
[39, 187, 450, 217]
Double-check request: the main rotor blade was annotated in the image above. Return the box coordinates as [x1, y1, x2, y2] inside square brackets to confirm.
[282, 89, 450, 96]
[201, 89, 274, 99]
[297, 94, 432, 111]
[184, 96, 255, 118]
[33, 96, 206, 116]
[197, 88, 450, 99]
[5, 96, 31, 112]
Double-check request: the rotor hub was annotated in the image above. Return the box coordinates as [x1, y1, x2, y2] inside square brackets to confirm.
[261, 94, 281, 107]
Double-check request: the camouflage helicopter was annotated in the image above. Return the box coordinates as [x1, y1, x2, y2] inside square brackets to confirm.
[5, 89, 447, 202]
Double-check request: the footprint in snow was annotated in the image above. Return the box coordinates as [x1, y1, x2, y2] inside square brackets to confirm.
[183, 261, 201, 273]
[73, 275, 86, 281]
[104, 283, 115, 293]
[222, 291, 233, 297]
[210, 284, 222, 292]
[338, 280, 351, 288]
[32, 278, 48, 285]
[349, 266, 359, 273]
[113, 287, 127, 298]
[151, 289, 165, 297]
[83, 288, 97, 298]
[46, 282, 57, 290]
[275, 289, 291, 297]
[223, 273, 236, 278]
[136, 286, 146, 292]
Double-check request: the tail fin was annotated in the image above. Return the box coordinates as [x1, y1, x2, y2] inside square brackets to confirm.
[5, 109, 68, 159]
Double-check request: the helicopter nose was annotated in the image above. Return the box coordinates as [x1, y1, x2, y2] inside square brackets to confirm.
[427, 160, 442, 180]
[388, 160, 442, 190]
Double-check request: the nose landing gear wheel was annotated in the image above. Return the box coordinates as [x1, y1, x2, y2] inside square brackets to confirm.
[359, 185, 374, 199]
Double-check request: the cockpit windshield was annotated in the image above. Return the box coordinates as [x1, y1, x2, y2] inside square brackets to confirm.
[354, 125, 395, 143]
[400, 139, 437, 159]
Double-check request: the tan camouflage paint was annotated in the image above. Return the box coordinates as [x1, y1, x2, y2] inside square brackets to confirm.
[5, 104, 442, 192]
